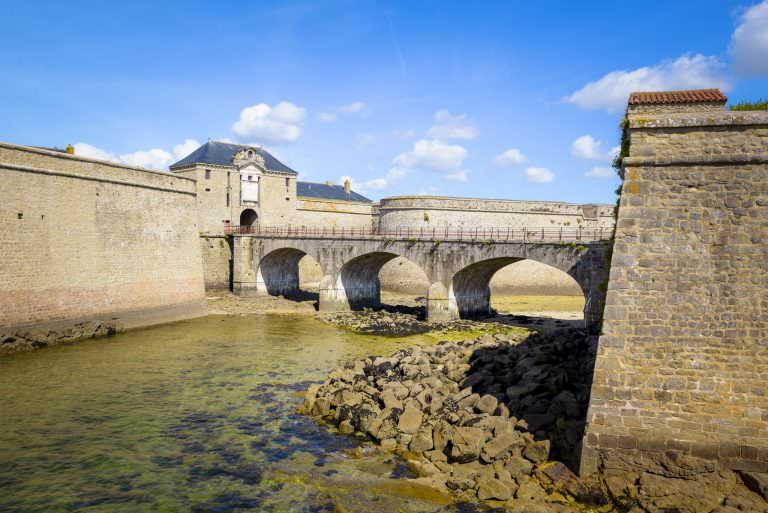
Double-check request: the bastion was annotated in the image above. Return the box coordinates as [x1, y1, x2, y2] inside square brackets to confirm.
[581, 90, 768, 475]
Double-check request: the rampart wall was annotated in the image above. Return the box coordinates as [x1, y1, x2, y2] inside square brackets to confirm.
[0, 143, 207, 353]
[581, 111, 768, 476]
[377, 196, 615, 231]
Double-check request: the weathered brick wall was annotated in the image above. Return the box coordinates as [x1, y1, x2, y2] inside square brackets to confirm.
[581, 111, 768, 476]
[0, 143, 207, 336]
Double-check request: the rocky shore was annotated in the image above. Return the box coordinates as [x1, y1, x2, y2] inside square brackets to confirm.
[301, 329, 768, 512]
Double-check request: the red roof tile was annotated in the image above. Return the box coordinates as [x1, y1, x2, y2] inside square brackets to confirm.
[628, 89, 727, 105]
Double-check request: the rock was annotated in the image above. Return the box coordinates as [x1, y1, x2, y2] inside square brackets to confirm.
[457, 393, 480, 410]
[535, 462, 588, 499]
[523, 413, 555, 432]
[338, 420, 355, 434]
[449, 426, 486, 463]
[477, 477, 512, 501]
[380, 388, 403, 410]
[523, 439, 550, 463]
[425, 449, 447, 463]
[480, 427, 522, 463]
[475, 394, 498, 414]
[433, 422, 453, 452]
[504, 455, 533, 478]
[407, 459, 441, 477]
[372, 407, 400, 441]
[301, 384, 321, 413]
[738, 471, 768, 500]
[311, 397, 332, 417]
[515, 476, 547, 501]
[446, 477, 475, 492]
[397, 401, 423, 434]
[409, 427, 434, 453]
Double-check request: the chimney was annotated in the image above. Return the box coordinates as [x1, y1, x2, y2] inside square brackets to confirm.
[325, 179, 334, 186]
[344, 178, 351, 195]
[66, 144, 74, 155]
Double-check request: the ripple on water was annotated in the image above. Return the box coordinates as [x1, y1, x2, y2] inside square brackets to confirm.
[0, 314, 468, 512]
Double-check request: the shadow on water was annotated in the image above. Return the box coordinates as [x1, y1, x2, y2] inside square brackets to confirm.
[464, 329, 598, 470]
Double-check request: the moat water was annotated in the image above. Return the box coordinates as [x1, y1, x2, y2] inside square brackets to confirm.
[0, 315, 482, 513]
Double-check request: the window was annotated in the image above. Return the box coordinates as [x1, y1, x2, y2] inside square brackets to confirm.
[285, 177, 290, 190]
[247, 150, 253, 158]
[204, 169, 211, 180]
[248, 175, 253, 181]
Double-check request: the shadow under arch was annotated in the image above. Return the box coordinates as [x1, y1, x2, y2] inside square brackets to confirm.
[256, 247, 320, 303]
[339, 252, 428, 312]
[452, 256, 587, 321]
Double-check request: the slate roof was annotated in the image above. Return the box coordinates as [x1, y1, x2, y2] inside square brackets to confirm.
[297, 181, 372, 203]
[628, 89, 727, 105]
[170, 141, 297, 174]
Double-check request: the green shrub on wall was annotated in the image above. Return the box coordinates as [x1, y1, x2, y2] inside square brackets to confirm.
[729, 99, 768, 111]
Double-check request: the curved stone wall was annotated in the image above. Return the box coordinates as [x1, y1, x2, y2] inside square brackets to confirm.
[377, 196, 615, 231]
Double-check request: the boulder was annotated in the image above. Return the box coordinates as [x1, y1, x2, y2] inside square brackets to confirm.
[480, 427, 523, 463]
[475, 394, 499, 414]
[477, 477, 512, 501]
[409, 426, 434, 453]
[397, 401, 423, 434]
[449, 426, 486, 463]
[523, 439, 550, 463]
[738, 471, 768, 500]
[535, 461, 588, 499]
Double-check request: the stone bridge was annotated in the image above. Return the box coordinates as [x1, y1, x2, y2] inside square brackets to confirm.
[231, 229, 611, 330]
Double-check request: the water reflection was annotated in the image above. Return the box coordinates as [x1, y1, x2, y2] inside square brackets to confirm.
[0, 315, 484, 512]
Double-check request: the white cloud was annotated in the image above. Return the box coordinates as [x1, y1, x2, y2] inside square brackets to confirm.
[565, 54, 730, 112]
[74, 142, 119, 163]
[119, 148, 174, 169]
[340, 166, 407, 193]
[393, 139, 467, 173]
[73, 138, 203, 171]
[319, 101, 368, 122]
[446, 170, 469, 182]
[493, 148, 527, 167]
[339, 101, 366, 114]
[730, 0, 768, 76]
[585, 166, 616, 179]
[571, 135, 611, 160]
[172, 138, 201, 160]
[427, 110, 479, 141]
[393, 129, 416, 139]
[525, 167, 554, 183]
[232, 101, 306, 143]
[355, 133, 374, 148]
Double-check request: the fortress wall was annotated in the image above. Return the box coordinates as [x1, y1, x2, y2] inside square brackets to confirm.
[200, 236, 233, 290]
[0, 143, 207, 350]
[292, 198, 374, 229]
[581, 111, 768, 476]
[377, 196, 615, 232]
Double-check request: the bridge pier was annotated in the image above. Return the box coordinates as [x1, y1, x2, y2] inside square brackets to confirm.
[318, 274, 350, 312]
[426, 280, 459, 322]
[232, 236, 259, 297]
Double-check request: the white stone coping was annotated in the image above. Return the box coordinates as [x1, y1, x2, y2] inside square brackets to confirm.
[629, 111, 768, 129]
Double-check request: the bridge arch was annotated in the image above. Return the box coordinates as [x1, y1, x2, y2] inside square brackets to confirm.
[254, 246, 320, 299]
[333, 251, 429, 311]
[450, 257, 587, 319]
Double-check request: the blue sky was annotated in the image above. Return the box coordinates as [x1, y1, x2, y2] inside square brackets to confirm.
[2, 1, 767, 204]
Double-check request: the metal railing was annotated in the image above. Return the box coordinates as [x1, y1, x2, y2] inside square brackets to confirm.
[224, 224, 610, 242]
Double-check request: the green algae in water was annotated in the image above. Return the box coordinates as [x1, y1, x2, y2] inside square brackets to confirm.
[0, 315, 471, 513]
